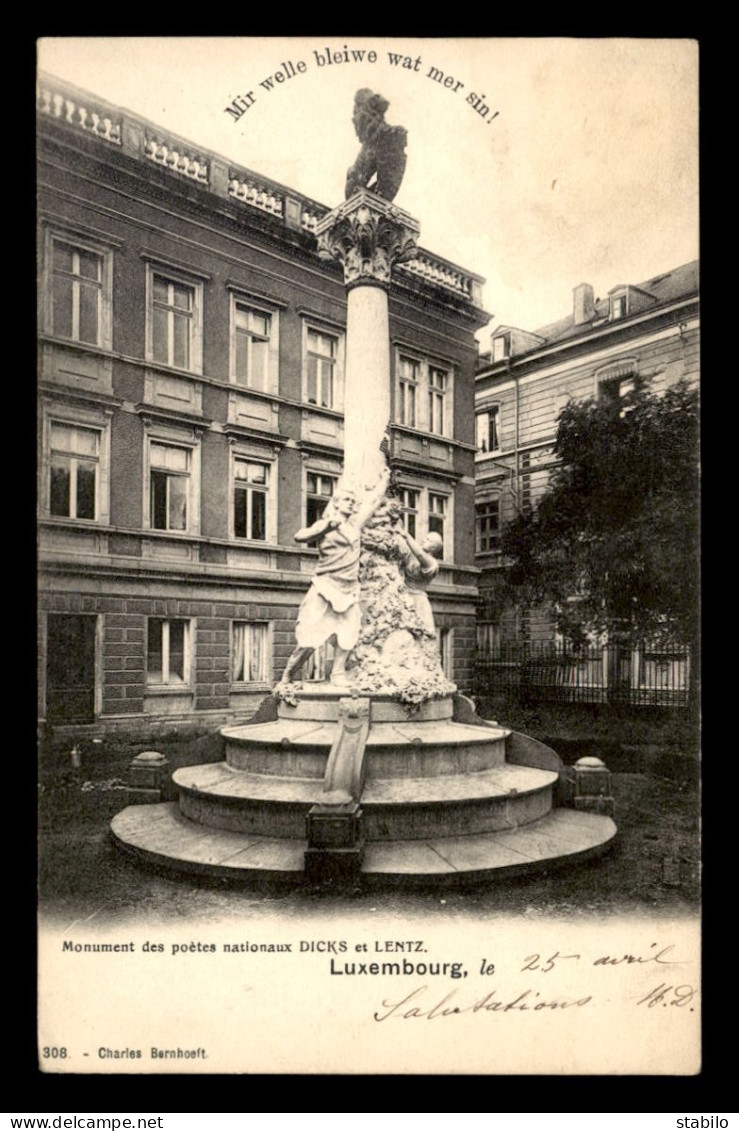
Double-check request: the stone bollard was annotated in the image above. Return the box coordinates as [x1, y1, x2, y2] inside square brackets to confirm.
[126, 750, 169, 804]
[572, 756, 615, 816]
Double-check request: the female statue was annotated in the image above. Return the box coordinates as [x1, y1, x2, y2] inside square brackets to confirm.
[279, 467, 390, 686]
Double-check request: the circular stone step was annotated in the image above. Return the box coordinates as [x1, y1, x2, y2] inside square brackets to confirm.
[361, 810, 617, 884]
[222, 719, 509, 778]
[111, 803, 305, 878]
[172, 762, 557, 840]
[110, 803, 616, 887]
[363, 768, 555, 840]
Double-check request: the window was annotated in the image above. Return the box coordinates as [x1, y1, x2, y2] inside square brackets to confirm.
[394, 483, 452, 557]
[306, 472, 337, 526]
[428, 492, 448, 555]
[228, 445, 276, 544]
[397, 356, 419, 427]
[399, 488, 420, 538]
[306, 329, 338, 408]
[147, 618, 190, 685]
[303, 640, 335, 682]
[492, 332, 510, 362]
[610, 294, 628, 320]
[149, 442, 190, 531]
[233, 458, 269, 541]
[233, 303, 271, 390]
[476, 407, 500, 453]
[42, 405, 111, 524]
[49, 422, 100, 520]
[143, 426, 201, 537]
[601, 375, 636, 402]
[394, 350, 454, 435]
[42, 228, 114, 355]
[232, 622, 270, 683]
[229, 290, 282, 394]
[596, 360, 639, 408]
[151, 275, 193, 368]
[599, 371, 638, 418]
[436, 627, 453, 678]
[475, 500, 500, 553]
[146, 266, 203, 373]
[476, 620, 500, 655]
[428, 366, 448, 435]
[301, 320, 344, 412]
[50, 240, 103, 345]
[555, 392, 570, 418]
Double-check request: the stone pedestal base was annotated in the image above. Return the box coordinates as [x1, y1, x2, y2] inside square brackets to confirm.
[306, 800, 363, 849]
[305, 800, 364, 888]
[574, 795, 616, 817]
[111, 690, 618, 887]
[304, 847, 365, 889]
[128, 750, 169, 791]
[571, 756, 615, 817]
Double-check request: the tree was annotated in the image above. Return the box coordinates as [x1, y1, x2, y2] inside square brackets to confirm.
[501, 377, 700, 653]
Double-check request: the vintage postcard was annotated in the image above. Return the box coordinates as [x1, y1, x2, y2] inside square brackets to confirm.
[37, 36, 700, 1076]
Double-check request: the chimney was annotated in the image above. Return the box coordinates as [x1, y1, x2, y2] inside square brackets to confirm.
[573, 283, 595, 325]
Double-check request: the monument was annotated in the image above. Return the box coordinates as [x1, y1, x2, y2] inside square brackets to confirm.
[112, 91, 616, 887]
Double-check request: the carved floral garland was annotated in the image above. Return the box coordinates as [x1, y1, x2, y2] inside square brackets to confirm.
[273, 498, 456, 707]
[349, 503, 456, 706]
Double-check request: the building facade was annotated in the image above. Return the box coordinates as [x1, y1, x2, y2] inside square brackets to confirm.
[474, 262, 699, 701]
[37, 74, 489, 738]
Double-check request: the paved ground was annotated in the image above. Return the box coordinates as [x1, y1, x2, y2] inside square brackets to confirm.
[38, 770, 699, 929]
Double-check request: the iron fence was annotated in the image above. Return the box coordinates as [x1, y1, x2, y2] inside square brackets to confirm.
[474, 641, 692, 707]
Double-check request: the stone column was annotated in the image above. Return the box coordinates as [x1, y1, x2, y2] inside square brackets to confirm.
[314, 191, 453, 703]
[315, 190, 419, 490]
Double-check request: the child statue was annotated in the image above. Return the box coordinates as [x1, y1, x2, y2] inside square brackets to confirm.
[396, 528, 444, 635]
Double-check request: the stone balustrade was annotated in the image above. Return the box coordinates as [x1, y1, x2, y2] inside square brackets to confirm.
[37, 81, 121, 145]
[300, 208, 323, 233]
[38, 73, 484, 306]
[397, 252, 472, 296]
[227, 174, 283, 216]
[144, 135, 209, 183]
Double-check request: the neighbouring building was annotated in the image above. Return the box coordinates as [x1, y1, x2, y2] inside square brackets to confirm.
[37, 74, 489, 738]
[474, 261, 699, 704]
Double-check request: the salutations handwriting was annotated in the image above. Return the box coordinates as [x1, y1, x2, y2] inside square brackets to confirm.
[375, 985, 592, 1021]
[371, 942, 696, 1021]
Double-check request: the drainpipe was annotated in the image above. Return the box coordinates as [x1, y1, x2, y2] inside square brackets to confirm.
[514, 369, 520, 512]
[492, 459, 518, 510]
[506, 462, 517, 509]
[513, 367, 523, 647]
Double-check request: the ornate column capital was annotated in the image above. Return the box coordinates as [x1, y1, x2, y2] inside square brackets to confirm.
[315, 189, 420, 290]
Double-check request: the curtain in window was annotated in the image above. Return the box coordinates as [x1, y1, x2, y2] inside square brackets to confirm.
[232, 623, 266, 681]
[249, 625, 265, 681]
[232, 624, 246, 682]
